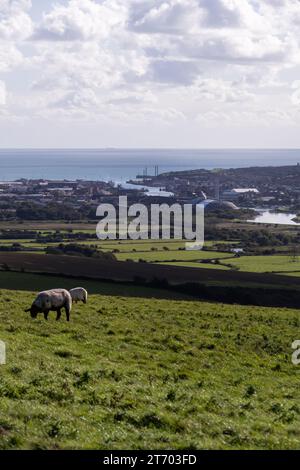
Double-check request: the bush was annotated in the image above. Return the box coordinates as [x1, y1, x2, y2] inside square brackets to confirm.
[45, 243, 116, 261]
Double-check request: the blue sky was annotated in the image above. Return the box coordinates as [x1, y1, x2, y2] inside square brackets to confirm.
[1, 0, 300, 148]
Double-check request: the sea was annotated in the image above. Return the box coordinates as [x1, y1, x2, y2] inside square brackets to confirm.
[0, 148, 299, 183]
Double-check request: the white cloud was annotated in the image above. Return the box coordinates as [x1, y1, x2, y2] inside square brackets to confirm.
[33, 0, 127, 41]
[291, 80, 300, 105]
[0, 0, 33, 40]
[129, 0, 300, 67]
[130, 0, 267, 34]
[189, 78, 254, 103]
[0, 80, 6, 105]
[107, 89, 158, 106]
[196, 108, 297, 128]
[50, 88, 99, 110]
[0, 0, 31, 74]
[0, 42, 23, 71]
[1, 0, 300, 145]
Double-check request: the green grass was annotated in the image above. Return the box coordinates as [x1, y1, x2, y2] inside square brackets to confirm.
[159, 262, 230, 270]
[0, 239, 39, 244]
[0, 272, 190, 301]
[158, 254, 300, 277]
[0, 237, 233, 258]
[3, 233, 300, 278]
[1, 288, 300, 449]
[0, 222, 96, 231]
[280, 272, 300, 278]
[228, 255, 300, 274]
[116, 250, 231, 263]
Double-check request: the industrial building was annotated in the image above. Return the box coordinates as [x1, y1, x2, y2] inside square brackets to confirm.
[221, 188, 259, 201]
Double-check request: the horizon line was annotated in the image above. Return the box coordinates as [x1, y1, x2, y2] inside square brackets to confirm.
[0, 147, 300, 151]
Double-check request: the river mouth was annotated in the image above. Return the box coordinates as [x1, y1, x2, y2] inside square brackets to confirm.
[248, 210, 300, 226]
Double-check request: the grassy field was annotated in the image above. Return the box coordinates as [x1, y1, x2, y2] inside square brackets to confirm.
[0, 235, 234, 266]
[159, 261, 230, 270]
[228, 255, 300, 274]
[1, 285, 300, 449]
[3, 230, 300, 277]
[0, 272, 191, 300]
[162, 255, 300, 275]
[0, 222, 97, 231]
[115, 250, 231, 263]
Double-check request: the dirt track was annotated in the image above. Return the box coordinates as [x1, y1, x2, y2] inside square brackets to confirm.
[0, 252, 299, 288]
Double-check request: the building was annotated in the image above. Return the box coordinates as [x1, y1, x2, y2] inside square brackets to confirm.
[221, 188, 259, 201]
[203, 199, 239, 211]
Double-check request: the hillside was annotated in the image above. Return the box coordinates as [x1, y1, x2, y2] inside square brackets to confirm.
[0, 288, 300, 450]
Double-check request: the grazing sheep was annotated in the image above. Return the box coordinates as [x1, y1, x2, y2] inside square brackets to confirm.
[25, 289, 72, 321]
[69, 287, 88, 304]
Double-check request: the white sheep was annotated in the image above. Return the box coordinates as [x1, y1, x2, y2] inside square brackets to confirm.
[25, 289, 72, 321]
[69, 287, 88, 304]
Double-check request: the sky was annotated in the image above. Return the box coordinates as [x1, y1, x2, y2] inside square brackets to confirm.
[1, 0, 300, 148]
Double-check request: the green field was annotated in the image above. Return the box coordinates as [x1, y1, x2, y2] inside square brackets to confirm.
[159, 261, 230, 270]
[228, 255, 300, 274]
[1, 284, 300, 449]
[115, 250, 231, 263]
[3, 231, 300, 278]
[0, 236, 234, 266]
[0, 272, 190, 300]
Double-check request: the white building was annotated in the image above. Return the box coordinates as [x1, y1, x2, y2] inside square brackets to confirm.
[222, 188, 259, 201]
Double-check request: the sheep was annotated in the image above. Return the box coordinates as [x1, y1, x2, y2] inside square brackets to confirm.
[69, 287, 88, 304]
[25, 289, 72, 321]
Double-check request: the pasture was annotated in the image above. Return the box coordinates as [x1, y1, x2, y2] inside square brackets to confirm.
[1, 287, 300, 449]
[228, 255, 300, 274]
[0, 272, 191, 300]
[2, 227, 300, 278]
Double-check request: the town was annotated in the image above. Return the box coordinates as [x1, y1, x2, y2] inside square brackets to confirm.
[1, 164, 300, 222]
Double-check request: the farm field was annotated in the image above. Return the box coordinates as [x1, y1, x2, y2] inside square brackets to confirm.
[95, 240, 239, 251]
[161, 255, 300, 278]
[159, 262, 230, 270]
[0, 234, 236, 265]
[0, 272, 191, 300]
[3, 229, 300, 278]
[280, 272, 300, 278]
[1, 289, 300, 449]
[0, 237, 234, 251]
[0, 222, 97, 231]
[228, 255, 300, 274]
[2, 252, 300, 291]
[160, 255, 300, 276]
[115, 250, 231, 263]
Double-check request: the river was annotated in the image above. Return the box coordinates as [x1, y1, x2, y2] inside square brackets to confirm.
[249, 210, 300, 226]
